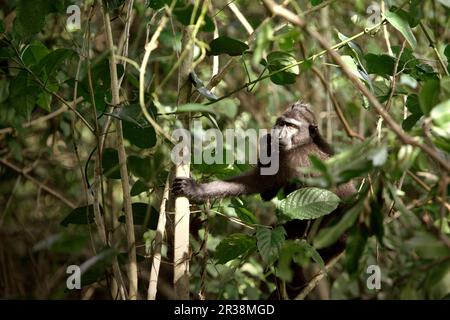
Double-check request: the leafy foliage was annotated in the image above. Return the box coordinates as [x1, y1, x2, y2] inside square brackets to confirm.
[0, 0, 449, 300]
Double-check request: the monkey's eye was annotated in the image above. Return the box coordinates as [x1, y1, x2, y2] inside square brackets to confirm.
[277, 120, 288, 127]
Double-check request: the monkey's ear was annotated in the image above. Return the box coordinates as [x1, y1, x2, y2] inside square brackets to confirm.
[309, 125, 319, 138]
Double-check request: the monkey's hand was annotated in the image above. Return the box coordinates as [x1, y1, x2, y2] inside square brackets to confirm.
[172, 177, 203, 200]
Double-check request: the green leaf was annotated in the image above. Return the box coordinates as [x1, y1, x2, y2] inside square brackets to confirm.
[278, 187, 340, 220]
[9, 71, 39, 118]
[314, 192, 366, 249]
[38, 49, 76, 77]
[406, 94, 422, 114]
[177, 99, 238, 118]
[267, 51, 300, 85]
[15, 0, 48, 36]
[365, 54, 395, 77]
[61, 205, 95, 227]
[118, 203, 158, 229]
[419, 79, 440, 115]
[385, 11, 417, 49]
[0, 19, 4, 33]
[402, 113, 422, 131]
[311, 0, 324, 5]
[128, 155, 152, 181]
[208, 36, 249, 56]
[131, 180, 149, 196]
[102, 148, 121, 179]
[215, 234, 256, 264]
[345, 224, 368, 275]
[256, 226, 286, 263]
[122, 121, 156, 149]
[21, 41, 49, 67]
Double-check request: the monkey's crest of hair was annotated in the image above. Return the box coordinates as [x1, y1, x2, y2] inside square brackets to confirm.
[287, 101, 318, 127]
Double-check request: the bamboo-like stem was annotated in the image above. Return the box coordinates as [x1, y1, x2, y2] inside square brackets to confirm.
[148, 177, 170, 300]
[100, 1, 138, 300]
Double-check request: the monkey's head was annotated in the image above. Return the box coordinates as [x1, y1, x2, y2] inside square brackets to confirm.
[273, 102, 320, 151]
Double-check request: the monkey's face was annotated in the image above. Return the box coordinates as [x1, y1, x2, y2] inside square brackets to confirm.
[273, 115, 311, 151]
[273, 102, 317, 151]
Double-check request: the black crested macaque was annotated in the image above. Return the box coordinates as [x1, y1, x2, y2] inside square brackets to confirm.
[172, 102, 357, 299]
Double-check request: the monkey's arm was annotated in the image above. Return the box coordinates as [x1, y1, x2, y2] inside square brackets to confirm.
[173, 169, 270, 201]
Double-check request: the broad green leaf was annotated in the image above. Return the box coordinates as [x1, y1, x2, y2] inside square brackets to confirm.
[406, 94, 422, 114]
[208, 36, 249, 56]
[61, 205, 95, 227]
[402, 113, 422, 131]
[314, 193, 366, 249]
[341, 55, 371, 88]
[102, 148, 121, 179]
[122, 121, 156, 149]
[177, 99, 238, 118]
[256, 226, 286, 263]
[215, 234, 256, 264]
[278, 187, 340, 220]
[118, 203, 158, 229]
[345, 225, 368, 275]
[365, 53, 395, 77]
[130, 180, 149, 196]
[231, 204, 256, 225]
[385, 11, 417, 49]
[38, 49, 76, 77]
[9, 71, 39, 118]
[419, 79, 440, 115]
[128, 155, 152, 181]
[21, 41, 49, 67]
[15, 0, 48, 36]
[267, 51, 300, 85]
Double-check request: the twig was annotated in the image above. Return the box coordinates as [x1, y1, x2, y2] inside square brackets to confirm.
[0, 158, 76, 209]
[228, 3, 254, 34]
[100, 1, 138, 300]
[295, 251, 344, 300]
[312, 66, 364, 140]
[139, 4, 176, 144]
[419, 22, 450, 76]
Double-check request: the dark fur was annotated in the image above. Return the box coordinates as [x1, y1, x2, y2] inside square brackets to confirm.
[172, 102, 357, 299]
[172, 102, 356, 201]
